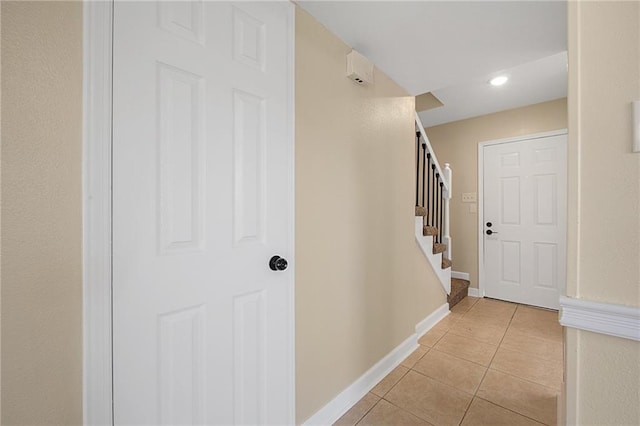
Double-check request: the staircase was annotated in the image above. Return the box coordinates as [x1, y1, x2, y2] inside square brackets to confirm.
[414, 113, 453, 295]
[414, 205, 452, 293]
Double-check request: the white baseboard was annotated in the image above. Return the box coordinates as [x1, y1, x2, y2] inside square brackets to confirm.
[468, 287, 481, 297]
[451, 271, 469, 281]
[301, 335, 417, 426]
[302, 303, 450, 425]
[559, 296, 640, 341]
[415, 303, 450, 338]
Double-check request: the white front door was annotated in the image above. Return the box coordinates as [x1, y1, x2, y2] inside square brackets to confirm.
[482, 132, 567, 309]
[112, 2, 294, 424]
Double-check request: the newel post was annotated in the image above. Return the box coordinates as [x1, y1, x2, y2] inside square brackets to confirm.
[443, 163, 452, 260]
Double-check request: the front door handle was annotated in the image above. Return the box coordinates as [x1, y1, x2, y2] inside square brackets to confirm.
[486, 230, 499, 235]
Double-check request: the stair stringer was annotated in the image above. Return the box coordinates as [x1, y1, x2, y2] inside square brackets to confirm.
[415, 217, 451, 294]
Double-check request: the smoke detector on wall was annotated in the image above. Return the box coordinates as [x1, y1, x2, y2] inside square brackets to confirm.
[346, 49, 374, 85]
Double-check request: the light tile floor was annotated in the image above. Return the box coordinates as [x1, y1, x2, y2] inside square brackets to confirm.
[334, 297, 563, 426]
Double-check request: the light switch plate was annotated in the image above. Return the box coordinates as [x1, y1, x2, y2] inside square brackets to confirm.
[462, 192, 477, 203]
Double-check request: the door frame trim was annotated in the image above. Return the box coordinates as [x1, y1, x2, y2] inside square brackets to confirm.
[82, 2, 296, 423]
[477, 129, 567, 300]
[83, 1, 114, 424]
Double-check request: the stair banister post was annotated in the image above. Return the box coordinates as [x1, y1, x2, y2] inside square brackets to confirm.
[443, 163, 452, 260]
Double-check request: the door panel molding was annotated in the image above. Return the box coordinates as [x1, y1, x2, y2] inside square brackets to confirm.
[478, 129, 567, 303]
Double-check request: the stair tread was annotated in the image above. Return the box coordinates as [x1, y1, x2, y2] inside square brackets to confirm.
[441, 257, 452, 269]
[415, 206, 427, 217]
[433, 243, 447, 254]
[450, 278, 470, 295]
[423, 226, 438, 236]
[448, 278, 470, 309]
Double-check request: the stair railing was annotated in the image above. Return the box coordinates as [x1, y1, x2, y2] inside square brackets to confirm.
[415, 112, 452, 259]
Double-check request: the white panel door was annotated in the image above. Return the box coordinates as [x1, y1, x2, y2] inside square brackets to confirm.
[483, 133, 566, 309]
[112, 2, 294, 424]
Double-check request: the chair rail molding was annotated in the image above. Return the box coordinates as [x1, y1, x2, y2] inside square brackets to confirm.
[559, 296, 640, 341]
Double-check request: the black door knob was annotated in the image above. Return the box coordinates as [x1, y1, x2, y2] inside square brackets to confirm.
[269, 255, 288, 271]
[486, 230, 494, 235]
[486, 222, 492, 227]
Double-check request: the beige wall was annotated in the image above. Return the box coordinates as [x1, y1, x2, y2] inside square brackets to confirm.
[295, 7, 446, 423]
[565, 1, 640, 424]
[426, 99, 568, 289]
[1, 2, 83, 424]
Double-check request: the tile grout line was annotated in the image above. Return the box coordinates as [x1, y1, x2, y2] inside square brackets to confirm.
[430, 300, 513, 369]
[471, 302, 518, 391]
[350, 394, 381, 426]
[370, 365, 412, 399]
[377, 396, 437, 426]
[484, 367, 562, 394]
[380, 347, 442, 425]
[407, 365, 477, 399]
[452, 296, 487, 426]
[489, 358, 563, 391]
[361, 356, 433, 425]
[457, 300, 519, 425]
[457, 399, 474, 426]
[421, 346, 491, 369]
[469, 303, 559, 425]
[421, 297, 485, 426]
[486, 302, 519, 365]
[383, 344, 475, 426]
[473, 396, 551, 426]
[489, 303, 563, 392]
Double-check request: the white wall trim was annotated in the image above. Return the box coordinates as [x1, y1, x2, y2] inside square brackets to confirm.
[468, 287, 481, 298]
[477, 129, 568, 300]
[559, 296, 640, 341]
[415, 303, 450, 338]
[302, 335, 417, 426]
[302, 303, 449, 426]
[478, 129, 568, 149]
[83, 1, 113, 425]
[477, 142, 486, 299]
[284, 4, 297, 422]
[451, 271, 469, 281]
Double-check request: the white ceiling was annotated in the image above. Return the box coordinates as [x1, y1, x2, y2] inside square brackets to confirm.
[298, 1, 568, 126]
[419, 51, 567, 126]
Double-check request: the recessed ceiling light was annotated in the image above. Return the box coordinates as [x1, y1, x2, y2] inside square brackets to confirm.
[489, 75, 509, 86]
